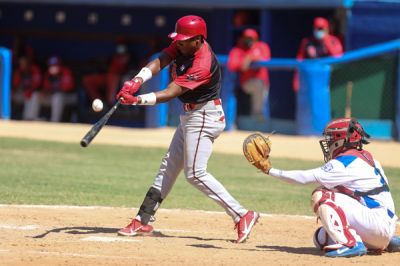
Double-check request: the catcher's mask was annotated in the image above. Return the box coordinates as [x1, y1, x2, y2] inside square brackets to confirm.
[319, 118, 370, 162]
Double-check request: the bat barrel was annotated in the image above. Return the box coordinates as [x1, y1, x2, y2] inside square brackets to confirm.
[80, 139, 89, 147]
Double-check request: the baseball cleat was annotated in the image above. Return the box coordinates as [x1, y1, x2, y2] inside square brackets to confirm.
[235, 211, 259, 243]
[386, 236, 400, 252]
[118, 219, 153, 236]
[325, 241, 367, 258]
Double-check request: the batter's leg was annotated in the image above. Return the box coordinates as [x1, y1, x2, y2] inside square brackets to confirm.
[138, 124, 185, 224]
[118, 125, 185, 236]
[183, 111, 247, 223]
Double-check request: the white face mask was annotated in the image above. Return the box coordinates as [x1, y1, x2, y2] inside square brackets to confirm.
[314, 30, 326, 40]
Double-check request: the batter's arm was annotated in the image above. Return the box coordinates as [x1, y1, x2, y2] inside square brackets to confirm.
[154, 82, 188, 103]
[144, 52, 172, 76]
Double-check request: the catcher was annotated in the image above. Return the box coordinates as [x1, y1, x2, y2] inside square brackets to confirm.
[243, 118, 399, 257]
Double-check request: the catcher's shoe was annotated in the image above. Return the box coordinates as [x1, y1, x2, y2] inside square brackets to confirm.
[387, 236, 400, 252]
[325, 241, 367, 258]
[118, 219, 153, 236]
[235, 211, 259, 243]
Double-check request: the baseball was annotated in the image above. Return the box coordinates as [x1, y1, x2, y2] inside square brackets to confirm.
[92, 99, 103, 112]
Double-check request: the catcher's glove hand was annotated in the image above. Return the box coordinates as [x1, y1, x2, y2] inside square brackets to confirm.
[243, 132, 272, 173]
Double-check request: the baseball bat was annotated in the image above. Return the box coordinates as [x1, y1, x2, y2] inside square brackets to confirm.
[80, 99, 121, 147]
[344, 81, 353, 118]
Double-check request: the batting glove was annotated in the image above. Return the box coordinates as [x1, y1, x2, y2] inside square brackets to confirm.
[120, 93, 139, 105]
[116, 78, 141, 100]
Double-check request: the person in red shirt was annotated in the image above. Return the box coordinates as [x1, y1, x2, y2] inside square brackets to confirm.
[227, 29, 271, 119]
[82, 43, 131, 105]
[114, 15, 259, 243]
[293, 17, 344, 92]
[12, 56, 42, 120]
[42, 56, 76, 122]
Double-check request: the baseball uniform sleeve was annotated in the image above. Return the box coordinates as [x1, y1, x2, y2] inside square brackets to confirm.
[268, 168, 319, 185]
[174, 66, 211, 90]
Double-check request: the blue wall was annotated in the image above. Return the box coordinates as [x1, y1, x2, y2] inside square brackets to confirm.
[349, 2, 400, 50]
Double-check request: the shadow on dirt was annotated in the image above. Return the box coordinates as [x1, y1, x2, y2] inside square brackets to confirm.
[30, 227, 230, 242]
[31, 226, 119, 238]
[257, 245, 321, 256]
[151, 231, 231, 242]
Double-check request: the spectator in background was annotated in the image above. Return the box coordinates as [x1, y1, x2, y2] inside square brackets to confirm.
[82, 42, 131, 105]
[293, 17, 343, 92]
[12, 56, 42, 120]
[42, 56, 76, 122]
[227, 28, 271, 120]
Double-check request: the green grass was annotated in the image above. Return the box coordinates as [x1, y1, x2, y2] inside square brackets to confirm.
[1, 137, 399, 216]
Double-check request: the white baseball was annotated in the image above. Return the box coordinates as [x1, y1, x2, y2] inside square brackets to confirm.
[92, 99, 103, 112]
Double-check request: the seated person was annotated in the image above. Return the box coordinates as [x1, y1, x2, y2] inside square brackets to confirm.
[42, 56, 76, 122]
[12, 56, 42, 120]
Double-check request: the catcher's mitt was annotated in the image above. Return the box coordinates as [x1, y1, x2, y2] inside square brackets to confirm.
[243, 132, 272, 173]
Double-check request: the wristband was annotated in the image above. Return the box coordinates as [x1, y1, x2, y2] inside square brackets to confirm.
[134, 67, 152, 83]
[137, 92, 157, 105]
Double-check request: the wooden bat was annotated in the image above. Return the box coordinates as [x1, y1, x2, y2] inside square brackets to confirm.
[344, 81, 353, 118]
[80, 99, 121, 147]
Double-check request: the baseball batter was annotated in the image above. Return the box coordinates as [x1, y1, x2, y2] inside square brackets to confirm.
[245, 118, 399, 257]
[115, 15, 259, 243]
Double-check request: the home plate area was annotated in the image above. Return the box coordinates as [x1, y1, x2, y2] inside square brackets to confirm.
[0, 205, 398, 266]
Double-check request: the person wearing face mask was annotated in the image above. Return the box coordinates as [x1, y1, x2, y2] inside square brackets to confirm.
[42, 56, 76, 122]
[293, 17, 343, 92]
[227, 28, 271, 120]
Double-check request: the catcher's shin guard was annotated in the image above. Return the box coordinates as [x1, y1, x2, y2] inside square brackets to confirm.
[311, 188, 357, 249]
[137, 187, 163, 224]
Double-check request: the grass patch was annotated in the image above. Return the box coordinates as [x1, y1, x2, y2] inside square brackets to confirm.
[1, 137, 399, 216]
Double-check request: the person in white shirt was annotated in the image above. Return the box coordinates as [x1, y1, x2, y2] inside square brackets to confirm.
[254, 118, 399, 257]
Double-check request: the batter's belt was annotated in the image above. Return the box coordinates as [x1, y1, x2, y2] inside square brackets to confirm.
[183, 98, 222, 112]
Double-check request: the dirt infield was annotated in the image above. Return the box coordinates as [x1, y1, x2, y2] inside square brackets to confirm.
[0, 121, 399, 265]
[0, 205, 399, 266]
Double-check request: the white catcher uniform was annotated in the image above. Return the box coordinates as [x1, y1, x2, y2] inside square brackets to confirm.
[269, 151, 397, 249]
[267, 118, 397, 256]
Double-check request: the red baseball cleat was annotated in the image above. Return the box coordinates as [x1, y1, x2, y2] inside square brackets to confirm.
[235, 211, 259, 243]
[118, 219, 154, 236]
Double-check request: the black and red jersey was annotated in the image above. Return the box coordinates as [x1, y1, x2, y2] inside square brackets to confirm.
[163, 41, 221, 104]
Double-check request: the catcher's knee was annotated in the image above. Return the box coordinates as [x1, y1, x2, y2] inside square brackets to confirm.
[138, 186, 163, 224]
[311, 187, 334, 214]
[311, 188, 357, 248]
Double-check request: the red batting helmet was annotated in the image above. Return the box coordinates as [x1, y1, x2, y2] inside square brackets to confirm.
[168, 15, 207, 41]
[319, 118, 370, 162]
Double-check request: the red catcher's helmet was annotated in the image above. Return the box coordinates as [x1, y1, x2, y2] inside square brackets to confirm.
[319, 118, 370, 162]
[168, 15, 207, 41]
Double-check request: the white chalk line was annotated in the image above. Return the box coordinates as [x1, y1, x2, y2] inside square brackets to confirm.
[0, 224, 39, 230]
[0, 204, 398, 225]
[0, 249, 141, 260]
[30, 250, 141, 260]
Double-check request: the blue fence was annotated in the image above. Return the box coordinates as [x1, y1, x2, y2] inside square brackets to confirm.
[0, 47, 11, 120]
[2, 39, 400, 139]
[139, 39, 400, 139]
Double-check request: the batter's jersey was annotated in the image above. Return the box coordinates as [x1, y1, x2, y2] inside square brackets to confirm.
[163, 41, 221, 104]
[269, 152, 396, 217]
